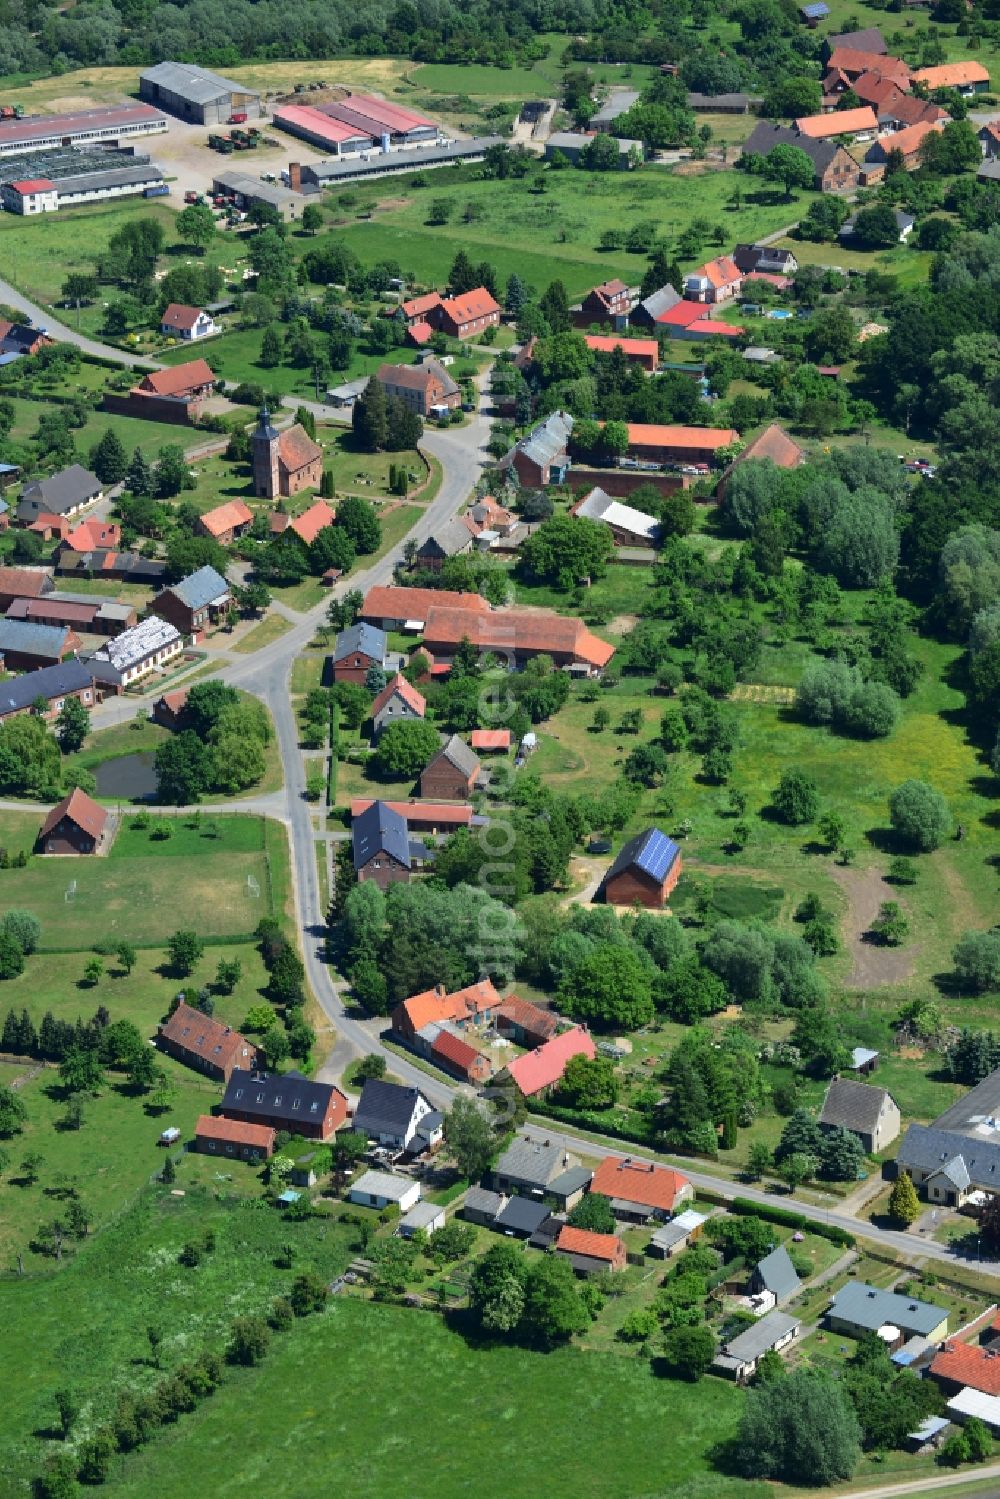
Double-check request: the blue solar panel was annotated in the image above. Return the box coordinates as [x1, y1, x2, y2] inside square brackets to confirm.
[634, 828, 679, 882]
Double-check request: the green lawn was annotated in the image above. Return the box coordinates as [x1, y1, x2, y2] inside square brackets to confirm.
[231, 614, 294, 652]
[4, 393, 201, 463]
[0, 814, 288, 949]
[323, 164, 821, 300]
[159, 324, 426, 397]
[94, 1298, 753, 1499]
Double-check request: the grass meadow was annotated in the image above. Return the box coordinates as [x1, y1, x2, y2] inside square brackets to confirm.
[0, 812, 289, 949]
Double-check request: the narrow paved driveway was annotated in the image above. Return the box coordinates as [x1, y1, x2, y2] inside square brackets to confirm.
[0, 274, 161, 368]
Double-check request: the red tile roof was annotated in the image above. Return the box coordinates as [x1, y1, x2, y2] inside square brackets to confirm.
[11, 178, 55, 193]
[591, 278, 629, 303]
[868, 119, 941, 160]
[914, 61, 989, 88]
[690, 254, 742, 288]
[159, 1000, 256, 1074]
[407, 320, 435, 345]
[590, 1155, 691, 1212]
[506, 1025, 596, 1096]
[140, 359, 215, 397]
[198, 499, 252, 539]
[289, 500, 335, 546]
[280, 425, 323, 476]
[931, 1342, 1000, 1397]
[39, 786, 107, 842]
[471, 728, 511, 750]
[396, 977, 501, 1034]
[736, 422, 804, 469]
[161, 303, 205, 333]
[657, 300, 714, 328]
[626, 423, 738, 452]
[555, 1224, 625, 1262]
[195, 1114, 275, 1150]
[796, 106, 878, 137]
[0, 567, 51, 598]
[64, 519, 121, 552]
[370, 672, 426, 719]
[494, 994, 559, 1041]
[853, 72, 904, 108]
[362, 585, 491, 622]
[827, 47, 910, 85]
[401, 292, 444, 320]
[440, 287, 500, 325]
[684, 319, 743, 338]
[273, 104, 370, 144]
[350, 798, 474, 827]
[431, 1026, 488, 1074]
[584, 334, 658, 359]
[422, 606, 615, 670]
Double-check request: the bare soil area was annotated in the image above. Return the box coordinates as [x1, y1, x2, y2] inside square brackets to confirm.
[828, 863, 917, 988]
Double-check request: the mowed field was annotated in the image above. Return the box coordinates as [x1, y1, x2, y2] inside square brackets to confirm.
[325, 163, 814, 300]
[0, 813, 285, 948]
[95, 1298, 752, 1499]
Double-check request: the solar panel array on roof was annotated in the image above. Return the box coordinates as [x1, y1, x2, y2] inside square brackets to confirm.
[635, 829, 681, 882]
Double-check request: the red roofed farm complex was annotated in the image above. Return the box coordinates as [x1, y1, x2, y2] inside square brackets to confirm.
[506, 1026, 597, 1097]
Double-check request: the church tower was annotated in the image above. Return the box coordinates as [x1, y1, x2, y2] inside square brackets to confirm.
[252, 406, 281, 499]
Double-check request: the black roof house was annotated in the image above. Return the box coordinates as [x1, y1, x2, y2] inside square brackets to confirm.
[353, 1078, 429, 1140]
[220, 1068, 336, 1127]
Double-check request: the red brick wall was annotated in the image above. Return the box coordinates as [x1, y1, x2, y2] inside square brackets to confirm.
[604, 857, 681, 907]
[420, 762, 476, 800]
[569, 468, 688, 498]
[358, 854, 410, 889]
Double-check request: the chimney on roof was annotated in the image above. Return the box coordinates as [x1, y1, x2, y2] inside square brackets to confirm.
[288, 161, 302, 193]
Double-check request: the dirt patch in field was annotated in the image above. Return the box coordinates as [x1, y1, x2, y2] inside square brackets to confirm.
[730, 683, 795, 704]
[828, 864, 917, 989]
[607, 614, 639, 636]
[374, 197, 412, 213]
[897, 1045, 926, 1060]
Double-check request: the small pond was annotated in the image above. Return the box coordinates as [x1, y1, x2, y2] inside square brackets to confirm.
[94, 752, 159, 801]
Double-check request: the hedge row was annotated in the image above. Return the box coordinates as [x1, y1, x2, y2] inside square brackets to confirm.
[327, 703, 339, 808]
[730, 1196, 855, 1247]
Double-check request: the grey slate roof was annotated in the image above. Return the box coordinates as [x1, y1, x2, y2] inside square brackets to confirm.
[686, 92, 754, 108]
[721, 1310, 799, 1363]
[160, 565, 229, 611]
[304, 136, 503, 183]
[819, 1077, 892, 1135]
[828, 1281, 946, 1336]
[56, 163, 163, 196]
[0, 618, 69, 657]
[141, 60, 259, 104]
[353, 1078, 428, 1138]
[931, 1063, 1000, 1133]
[20, 464, 101, 516]
[220, 1067, 336, 1126]
[754, 1245, 801, 1302]
[743, 121, 844, 176]
[416, 1110, 443, 1136]
[333, 621, 386, 663]
[464, 1186, 505, 1220]
[494, 1197, 552, 1234]
[432, 733, 480, 778]
[419, 518, 473, 559]
[638, 283, 682, 320]
[352, 799, 410, 871]
[549, 1165, 594, 1198]
[0, 658, 93, 715]
[827, 25, 886, 51]
[897, 1123, 1000, 1189]
[505, 410, 573, 472]
[929, 1156, 970, 1191]
[495, 1136, 578, 1189]
[591, 89, 640, 126]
